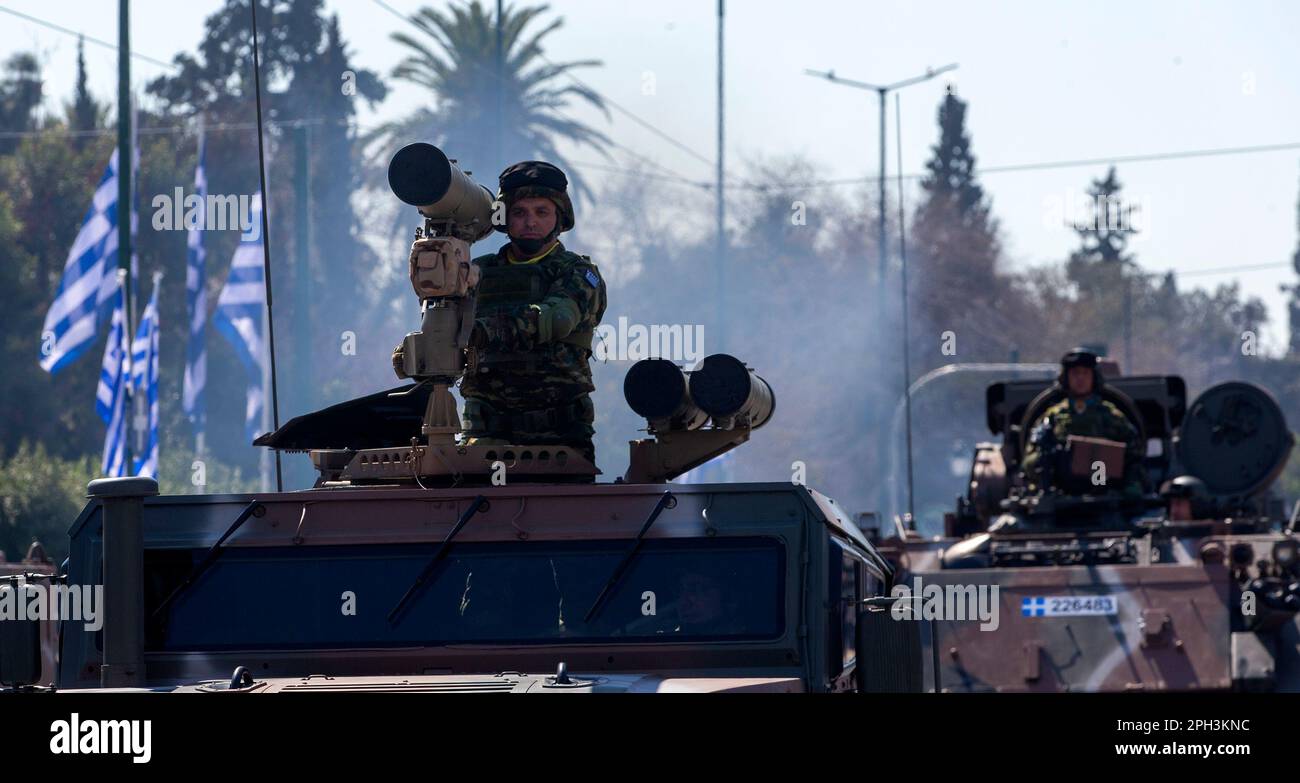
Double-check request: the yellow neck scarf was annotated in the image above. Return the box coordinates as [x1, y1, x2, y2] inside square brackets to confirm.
[507, 240, 560, 265]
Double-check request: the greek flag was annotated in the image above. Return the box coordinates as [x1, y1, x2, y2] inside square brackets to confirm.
[213, 193, 268, 442]
[131, 276, 161, 478]
[96, 273, 130, 476]
[182, 130, 208, 435]
[40, 150, 124, 374]
[1021, 597, 1047, 617]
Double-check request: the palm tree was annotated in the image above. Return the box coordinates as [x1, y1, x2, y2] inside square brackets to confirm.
[378, 1, 611, 200]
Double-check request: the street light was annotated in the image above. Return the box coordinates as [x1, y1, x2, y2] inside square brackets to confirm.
[804, 63, 958, 300]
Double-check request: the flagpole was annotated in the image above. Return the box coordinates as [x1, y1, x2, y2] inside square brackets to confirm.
[260, 302, 272, 492]
[194, 114, 206, 459]
[117, 0, 133, 472]
[249, 0, 284, 492]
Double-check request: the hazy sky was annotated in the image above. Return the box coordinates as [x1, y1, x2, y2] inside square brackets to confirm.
[8, 0, 1300, 353]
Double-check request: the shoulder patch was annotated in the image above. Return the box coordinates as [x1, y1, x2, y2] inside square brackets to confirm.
[583, 268, 600, 287]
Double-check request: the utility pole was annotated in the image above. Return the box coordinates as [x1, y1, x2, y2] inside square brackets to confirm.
[293, 125, 312, 417]
[716, 0, 726, 354]
[496, 0, 504, 166]
[118, 0, 133, 472]
[895, 92, 915, 522]
[803, 64, 958, 308]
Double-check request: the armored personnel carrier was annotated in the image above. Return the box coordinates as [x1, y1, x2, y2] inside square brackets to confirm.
[877, 361, 1299, 692]
[0, 146, 918, 695]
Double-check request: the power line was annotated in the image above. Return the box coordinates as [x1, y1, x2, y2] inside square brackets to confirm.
[370, 0, 410, 26]
[10, 117, 1300, 206]
[1148, 261, 1290, 278]
[534, 50, 717, 171]
[9, 0, 1299, 198]
[1, 115, 698, 192]
[980, 141, 1300, 177]
[370, 0, 723, 183]
[739, 140, 1300, 191]
[596, 137, 700, 184]
[0, 4, 177, 70]
[597, 138, 1300, 192]
[0, 116, 354, 140]
[6, 2, 1298, 207]
[572, 158, 711, 190]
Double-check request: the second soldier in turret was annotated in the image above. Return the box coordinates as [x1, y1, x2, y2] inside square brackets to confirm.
[1021, 348, 1145, 497]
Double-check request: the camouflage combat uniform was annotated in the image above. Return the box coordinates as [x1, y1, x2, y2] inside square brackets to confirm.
[1021, 396, 1145, 496]
[460, 241, 607, 462]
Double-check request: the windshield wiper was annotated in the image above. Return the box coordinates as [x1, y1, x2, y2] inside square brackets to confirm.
[583, 491, 676, 623]
[152, 500, 264, 619]
[388, 494, 490, 626]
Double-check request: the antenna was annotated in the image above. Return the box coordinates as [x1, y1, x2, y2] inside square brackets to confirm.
[249, 0, 283, 492]
[896, 92, 915, 522]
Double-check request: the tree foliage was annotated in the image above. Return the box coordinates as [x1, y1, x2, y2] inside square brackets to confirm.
[378, 1, 611, 198]
[0, 51, 42, 155]
[146, 0, 392, 480]
[65, 37, 105, 143]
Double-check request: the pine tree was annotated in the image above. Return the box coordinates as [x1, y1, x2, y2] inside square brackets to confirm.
[908, 85, 1009, 365]
[1068, 166, 1136, 270]
[917, 86, 994, 232]
[66, 37, 103, 145]
[1061, 167, 1136, 363]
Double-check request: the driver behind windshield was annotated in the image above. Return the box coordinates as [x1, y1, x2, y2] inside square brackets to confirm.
[672, 570, 744, 635]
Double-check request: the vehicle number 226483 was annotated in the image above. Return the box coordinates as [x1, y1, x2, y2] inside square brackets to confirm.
[1021, 595, 1117, 617]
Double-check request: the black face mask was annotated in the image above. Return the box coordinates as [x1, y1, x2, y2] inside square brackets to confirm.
[511, 235, 550, 256]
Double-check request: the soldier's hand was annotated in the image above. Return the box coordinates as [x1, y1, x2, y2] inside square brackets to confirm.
[392, 344, 408, 379]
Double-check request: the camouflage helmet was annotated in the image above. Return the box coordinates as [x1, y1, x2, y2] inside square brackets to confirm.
[494, 160, 575, 234]
[1058, 347, 1104, 390]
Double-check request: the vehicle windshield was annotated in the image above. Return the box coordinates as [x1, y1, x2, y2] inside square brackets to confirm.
[145, 537, 784, 650]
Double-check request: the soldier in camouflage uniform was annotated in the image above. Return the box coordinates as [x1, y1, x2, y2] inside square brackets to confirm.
[458, 160, 607, 463]
[1021, 349, 1145, 497]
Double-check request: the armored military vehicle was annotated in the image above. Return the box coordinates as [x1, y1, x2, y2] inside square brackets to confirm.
[877, 361, 1299, 692]
[0, 146, 919, 694]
